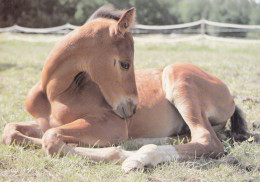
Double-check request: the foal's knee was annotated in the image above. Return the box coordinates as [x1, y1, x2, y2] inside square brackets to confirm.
[42, 128, 64, 156]
[2, 123, 19, 145]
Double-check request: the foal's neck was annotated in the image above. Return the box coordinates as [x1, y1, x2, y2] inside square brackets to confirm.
[40, 32, 90, 101]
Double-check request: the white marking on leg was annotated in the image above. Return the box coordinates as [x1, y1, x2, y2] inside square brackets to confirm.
[117, 146, 136, 161]
[122, 144, 180, 172]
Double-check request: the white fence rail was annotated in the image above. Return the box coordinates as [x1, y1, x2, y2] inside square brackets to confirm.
[203, 20, 260, 29]
[134, 20, 202, 30]
[1, 19, 260, 33]
[1, 19, 260, 43]
[0, 23, 74, 34]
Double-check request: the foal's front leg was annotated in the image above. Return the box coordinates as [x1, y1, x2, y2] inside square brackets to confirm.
[2, 121, 43, 147]
[42, 118, 135, 162]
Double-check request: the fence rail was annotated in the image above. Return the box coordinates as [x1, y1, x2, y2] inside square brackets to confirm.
[1, 19, 260, 43]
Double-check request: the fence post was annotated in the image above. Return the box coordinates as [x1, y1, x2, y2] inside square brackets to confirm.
[201, 19, 205, 38]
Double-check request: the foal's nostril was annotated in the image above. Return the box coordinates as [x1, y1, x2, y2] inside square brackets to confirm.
[122, 106, 127, 118]
[133, 106, 137, 114]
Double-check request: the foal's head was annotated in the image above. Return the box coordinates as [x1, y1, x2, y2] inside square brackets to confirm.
[82, 7, 138, 119]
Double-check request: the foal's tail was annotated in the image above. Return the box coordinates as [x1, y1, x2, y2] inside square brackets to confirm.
[230, 105, 250, 141]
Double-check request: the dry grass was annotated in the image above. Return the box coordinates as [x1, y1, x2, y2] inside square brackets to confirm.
[0, 33, 259, 181]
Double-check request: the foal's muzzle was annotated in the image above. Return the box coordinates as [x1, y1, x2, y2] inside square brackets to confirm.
[114, 100, 137, 119]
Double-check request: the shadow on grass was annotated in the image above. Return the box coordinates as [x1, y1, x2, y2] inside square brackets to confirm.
[0, 63, 17, 72]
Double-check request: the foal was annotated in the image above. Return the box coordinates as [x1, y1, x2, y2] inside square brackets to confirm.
[2, 7, 249, 172]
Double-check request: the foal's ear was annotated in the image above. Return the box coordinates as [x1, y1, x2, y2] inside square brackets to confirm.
[116, 7, 135, 36]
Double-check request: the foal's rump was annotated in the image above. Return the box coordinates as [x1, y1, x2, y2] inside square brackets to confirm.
[162, 63, 236, 123]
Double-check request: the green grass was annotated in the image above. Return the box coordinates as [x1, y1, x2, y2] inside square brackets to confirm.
[0, 33, 260, 181]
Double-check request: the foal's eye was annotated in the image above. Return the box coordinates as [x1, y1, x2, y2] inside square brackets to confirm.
[120, 61, 130, 70]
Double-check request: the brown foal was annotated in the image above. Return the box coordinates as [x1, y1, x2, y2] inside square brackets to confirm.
[2, 7, 249, 172]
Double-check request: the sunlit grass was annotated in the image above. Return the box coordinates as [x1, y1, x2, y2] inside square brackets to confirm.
[0, 33, 259, 181]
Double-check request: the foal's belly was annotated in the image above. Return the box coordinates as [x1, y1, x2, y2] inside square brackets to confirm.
[128, 68, 185, 138]
[128, 99, 185, 138]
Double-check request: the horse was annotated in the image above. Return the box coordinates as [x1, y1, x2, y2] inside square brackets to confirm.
[2, 7, 249, 172]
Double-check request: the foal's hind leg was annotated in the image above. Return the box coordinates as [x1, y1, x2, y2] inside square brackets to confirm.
[2, 121, 43, 147]
[122, 108, 223, 172]
[122, 66, 226, 172]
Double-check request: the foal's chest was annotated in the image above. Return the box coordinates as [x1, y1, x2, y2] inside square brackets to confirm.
[50, 79, 108, 126]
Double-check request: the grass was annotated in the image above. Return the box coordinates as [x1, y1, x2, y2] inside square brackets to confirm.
[0, 33, 260, 181]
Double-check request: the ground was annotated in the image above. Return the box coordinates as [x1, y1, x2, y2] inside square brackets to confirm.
[0, 33, 259, 181]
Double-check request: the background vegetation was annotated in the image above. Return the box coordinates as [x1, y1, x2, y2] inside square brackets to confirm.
[0, 33, 259, 181]
[1, 0, 260, 28]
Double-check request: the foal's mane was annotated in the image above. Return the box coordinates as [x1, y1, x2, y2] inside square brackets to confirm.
[86, 6, 125, 24]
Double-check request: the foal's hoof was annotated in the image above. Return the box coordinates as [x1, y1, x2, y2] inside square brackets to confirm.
[122, 159, 144, 173]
